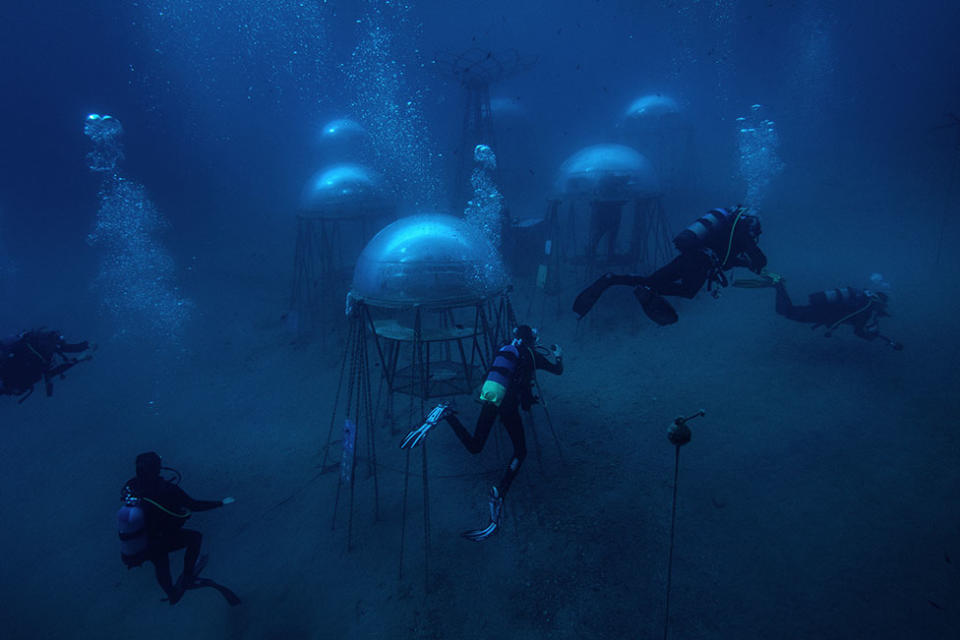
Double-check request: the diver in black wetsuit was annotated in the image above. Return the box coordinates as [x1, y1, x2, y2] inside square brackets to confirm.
[401, 325, 564, 541]
[119, 452, 234, 605]
[770, 277, 902, 349]
[0, 329, 94, 401]
[587, 199, 627, 261]
[573, 206, 767, 324]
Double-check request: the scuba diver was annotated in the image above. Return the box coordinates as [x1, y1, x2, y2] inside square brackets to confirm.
[118, 452, 238, 606]
[737, 272, 903, 349]
[0, 328, 94, 402]
[587, 199, 627, 261]
[573, 205, 767, 324]
[400, 325, 564, 541]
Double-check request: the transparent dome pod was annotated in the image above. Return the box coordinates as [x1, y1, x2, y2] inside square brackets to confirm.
[489, 96, 525, 121]
[556, 143, 660, 201]
[299, 164, 391, 219]
[352, 214, 507, 308]
[318, 118, 369, 146]
[624, 94, 681, 120]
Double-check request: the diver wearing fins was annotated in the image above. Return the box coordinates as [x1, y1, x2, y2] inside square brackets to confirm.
[573, 206, 767, 324]
[0, 328, 95, 402]
[401, 325, 564, 541]
[118, 452, 237, 605]
[738, 272, 903, 349]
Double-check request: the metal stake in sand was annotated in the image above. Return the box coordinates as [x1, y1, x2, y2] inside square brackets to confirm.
[663, 409, 705, 640]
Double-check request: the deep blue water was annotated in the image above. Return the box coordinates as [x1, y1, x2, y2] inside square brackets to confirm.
[1, 1, 958, 638]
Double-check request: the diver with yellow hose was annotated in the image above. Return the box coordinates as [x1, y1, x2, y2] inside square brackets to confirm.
[755, 273, 903, 349]
[119, 452, 235, 604]
[573, 205, 768, 324]
[401, 325, 563, 541]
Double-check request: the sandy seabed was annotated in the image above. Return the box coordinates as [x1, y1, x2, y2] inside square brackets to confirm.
[2, 184, 958, 640]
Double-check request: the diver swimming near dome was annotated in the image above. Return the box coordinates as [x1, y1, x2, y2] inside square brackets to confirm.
[735, 272, 903, 349]
[118, 452, 239, 606]
[401, 324, 564, 542]
[0, 329, 95, 402]
[573, 205, 768, 324]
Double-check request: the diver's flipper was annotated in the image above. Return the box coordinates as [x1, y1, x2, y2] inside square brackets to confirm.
[165, 553, 209, 604]
[187, 578, 242, 606]
[634, 286, 678, 326]
[573, 273, 615, 318]
[192, 554, 209, 580]
[164, 588, 185, 605]
[462, 487, 502, 542]
[400, 402, 451, 449]
[731, 271, 783, 288]
[462, 521, 499, 542]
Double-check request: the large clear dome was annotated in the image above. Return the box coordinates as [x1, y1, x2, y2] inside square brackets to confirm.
[556, 143, 660, 200]
[299, 164, 390, 218]
[352, 214, 506, 308]
[624, 94, 681, 120]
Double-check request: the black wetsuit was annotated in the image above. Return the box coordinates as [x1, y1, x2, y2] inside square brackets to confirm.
[775, 283, 884, 340]
[121, 476, 223, 599]
[0, 330, 90, 399]
[587, 200, 626, 260]
[573, 208, 768, 322]
[604, 216, 767, 299]
[444, 346, 563, 496]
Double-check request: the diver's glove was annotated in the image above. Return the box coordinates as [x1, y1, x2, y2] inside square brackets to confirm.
[221, 496, 235, 506]
[550, 344, 563, 359]
[400, 402, 452, 449]
[462, 486, 503, 542]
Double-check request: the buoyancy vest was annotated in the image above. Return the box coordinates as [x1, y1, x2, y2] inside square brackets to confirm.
[673, 208, 740, 253]
[479, 344, 521, 407]
[808, 287, 869, 310]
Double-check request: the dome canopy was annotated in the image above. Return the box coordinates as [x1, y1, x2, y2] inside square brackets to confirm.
[624, 94, 681, 120]
[319, 118, 369, 145]
[490, 97, 525, 120]
[352, 214, 506, 308]
[299, 164, 391, 218]
[556, 144, 660, 200]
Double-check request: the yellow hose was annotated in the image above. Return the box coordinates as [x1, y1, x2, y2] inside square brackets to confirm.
[141, 497, 191, 519]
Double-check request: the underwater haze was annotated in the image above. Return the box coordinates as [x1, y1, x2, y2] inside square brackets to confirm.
[1, 1, 959, 638]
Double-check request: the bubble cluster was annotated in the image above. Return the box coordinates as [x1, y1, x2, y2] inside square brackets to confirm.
[464, 144, 507, 290]
[85, 116, 191, 341]
[132, 1, 333, 127]
[667, 0, 736, 108]
[464, 144, 504, 252]
[84, 114, 125, 172]
[737, 104, 784, 207]
[788, 15, 838, 124]
[342, 0, 441, 210]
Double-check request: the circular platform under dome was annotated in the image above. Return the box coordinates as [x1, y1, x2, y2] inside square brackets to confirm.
[624, 94, 681, 120]
[556, 143, 660, 201]
[299, 164, 390, 219]
[352, 214, 506, 308]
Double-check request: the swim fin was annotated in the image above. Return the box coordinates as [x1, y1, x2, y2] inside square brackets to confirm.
[731, 270, 782, 288]
[165, 554, 208, 605]
[187, 578, 243, 606]
[184, 553, 209, 585]
[400, 402, 451, 449]
[461, 487, 503, 542]
[634, 286, 678, 326]
[573, 273, 614, 318]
